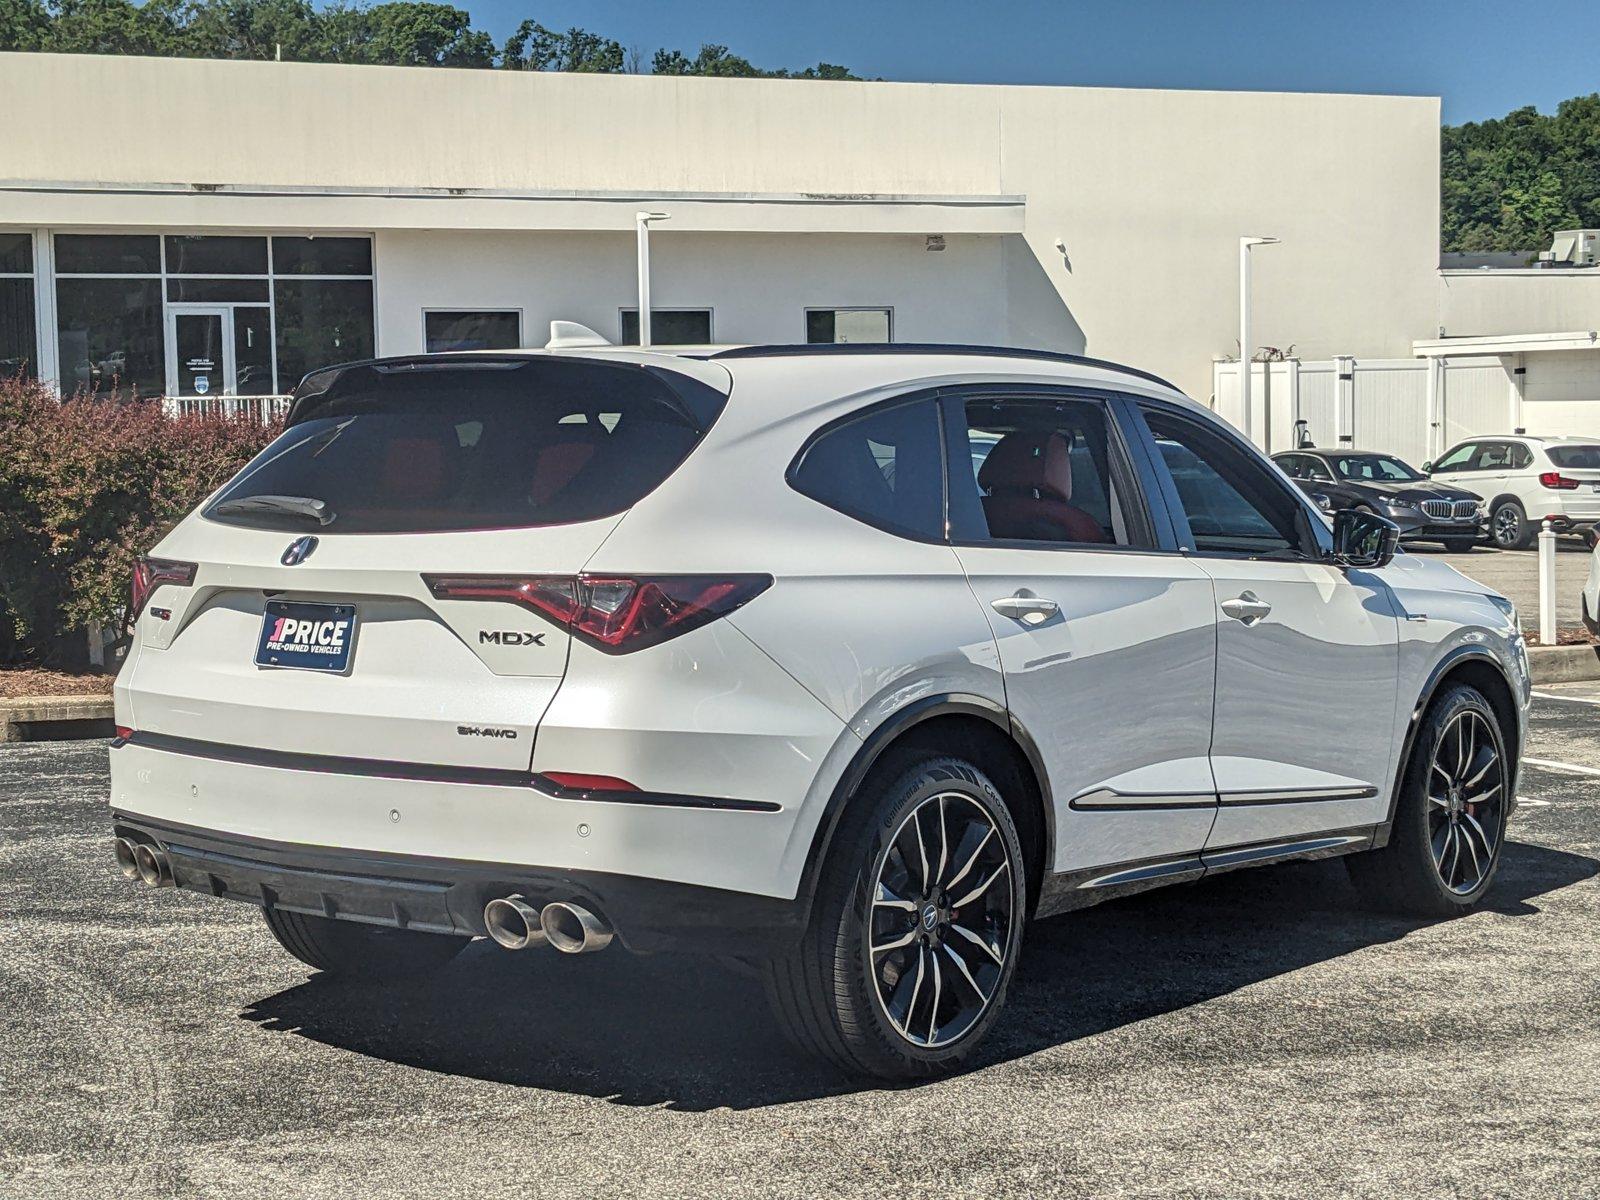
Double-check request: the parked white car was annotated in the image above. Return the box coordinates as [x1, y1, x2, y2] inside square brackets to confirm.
[110, 342, 1530, 1079]
[1424, 435, 1600, 549]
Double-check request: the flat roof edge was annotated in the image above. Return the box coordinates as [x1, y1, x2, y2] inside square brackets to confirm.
[0, 179, 1025, 207]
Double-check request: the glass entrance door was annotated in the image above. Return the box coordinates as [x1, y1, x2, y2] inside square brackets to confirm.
[166, 306, 234, 397]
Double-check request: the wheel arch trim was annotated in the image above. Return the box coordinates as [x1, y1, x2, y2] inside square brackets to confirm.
[1379, 642, 1521, 842]
[795, 693, 1055, 913]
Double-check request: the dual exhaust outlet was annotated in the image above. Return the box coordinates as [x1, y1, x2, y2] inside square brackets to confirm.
[483, 895, 613, 955]
[114, 836, 172, 889]
[113, 836, 611, 955]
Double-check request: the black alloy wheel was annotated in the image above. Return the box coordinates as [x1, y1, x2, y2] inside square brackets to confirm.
[1426, 708, 1506, 895]
[868, 790, 1016, 1049]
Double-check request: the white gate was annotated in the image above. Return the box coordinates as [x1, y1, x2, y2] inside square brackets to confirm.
[1212, 357, 1518, 465]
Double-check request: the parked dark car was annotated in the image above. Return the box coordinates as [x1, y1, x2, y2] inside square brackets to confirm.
[1273, 450, 1485, 551]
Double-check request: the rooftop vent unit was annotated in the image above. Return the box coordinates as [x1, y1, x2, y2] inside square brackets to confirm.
[1547, 229, 1600, 267]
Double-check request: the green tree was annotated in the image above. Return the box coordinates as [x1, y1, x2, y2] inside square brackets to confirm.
[181, 0, 330, 62]
[502, 19, 622, 72]
[33, 0, 184, 55]
[652, 42, 858, 79]
[0, 0, 54, 51]
[325, 1, 493, 68]
[1442, 95, 1600, 252]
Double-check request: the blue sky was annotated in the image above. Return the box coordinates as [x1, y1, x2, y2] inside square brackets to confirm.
[468, 0, 1594, 124]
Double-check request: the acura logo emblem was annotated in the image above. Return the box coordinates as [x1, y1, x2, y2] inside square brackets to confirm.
[280, 535, 319, 566]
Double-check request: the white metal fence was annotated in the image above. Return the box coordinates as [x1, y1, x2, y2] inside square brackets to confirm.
[1212, 358, 1517, 464]
[159, 395, 292, 422]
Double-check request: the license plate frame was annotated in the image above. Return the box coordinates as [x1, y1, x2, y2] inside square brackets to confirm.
[255, 600, 358, 674]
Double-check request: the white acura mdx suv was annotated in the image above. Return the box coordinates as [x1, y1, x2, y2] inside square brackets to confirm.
[110, 342, 1529, 1079]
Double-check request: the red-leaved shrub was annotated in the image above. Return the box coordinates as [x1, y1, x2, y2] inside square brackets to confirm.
[0, 376, 282, 667]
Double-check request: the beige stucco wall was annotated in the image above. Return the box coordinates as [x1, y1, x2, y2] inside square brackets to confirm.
[1437, 270, 1600, 338]
[0, 52, 1441, 398]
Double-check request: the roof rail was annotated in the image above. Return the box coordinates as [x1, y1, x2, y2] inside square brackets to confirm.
[702, 343, 1180, 392]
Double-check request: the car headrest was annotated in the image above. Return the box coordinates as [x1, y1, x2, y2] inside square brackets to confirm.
[977, 431, 1073, 501]
[383, 436, 448, 502]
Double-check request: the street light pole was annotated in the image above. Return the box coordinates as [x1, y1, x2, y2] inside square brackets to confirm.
[1239, 235, 1279, 447]
[635, 211, 670, 347]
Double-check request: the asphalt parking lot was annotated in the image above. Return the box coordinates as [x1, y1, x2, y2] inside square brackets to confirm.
[2, 685, 1597, 1200]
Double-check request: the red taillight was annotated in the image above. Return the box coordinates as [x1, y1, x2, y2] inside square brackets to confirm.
[130, 556, 197, 617]
[114, 725, 134, 740]
[540, 772, 640, 793]
[1539, 471, 1580, 490]
[423, 573, 772, 654]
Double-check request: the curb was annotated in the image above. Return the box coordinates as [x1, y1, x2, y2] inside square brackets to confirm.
[1527, 643, 1600, 685]
[0, 694, 115, 743]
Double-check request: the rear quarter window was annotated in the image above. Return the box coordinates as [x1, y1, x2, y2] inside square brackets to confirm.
[204, 359, 723, 534]
[1546, 444, 1600, 470]
[789, 398, 944, 540]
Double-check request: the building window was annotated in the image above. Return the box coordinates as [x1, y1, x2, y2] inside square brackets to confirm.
[424, 310, 521, 353]
[806, 307, 892, 344]
[0, 232, 37, 381]
[272, 236, 373, 277]
[619, 308, 712, 346]
[164, 235, 269, 276]
[274, 279, 375, 391]
[50, 231, 374, 398]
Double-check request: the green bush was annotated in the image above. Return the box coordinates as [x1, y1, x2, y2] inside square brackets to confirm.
[0, 376, 281, 667]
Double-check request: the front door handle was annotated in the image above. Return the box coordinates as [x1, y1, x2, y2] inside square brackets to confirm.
[1220, 591, 1272, 626]
[991, 591, 1060, 625]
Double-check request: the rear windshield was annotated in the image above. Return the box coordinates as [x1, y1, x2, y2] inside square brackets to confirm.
[204, 359, 722, 533]
[1546, 444, 1600, 470]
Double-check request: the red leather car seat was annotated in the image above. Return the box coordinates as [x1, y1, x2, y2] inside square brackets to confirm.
[977, 431, 1106, 543]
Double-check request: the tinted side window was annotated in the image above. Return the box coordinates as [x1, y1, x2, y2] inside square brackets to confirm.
[1474, 442, 1515, 471]
[948, 396, 1147, 547]
[1432, 443, 1477, 472]
[1274, 455, 1306, 479]
[1304, 457, 1334, 481]
[1547, 443, 1600, 469]
[791, 399, 944, 540]
[1510, 443, 1534, 470]
[1143, 407, 1306, 557]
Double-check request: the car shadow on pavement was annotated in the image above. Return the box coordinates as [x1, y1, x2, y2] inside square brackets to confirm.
[238, 838, 1597, 1111]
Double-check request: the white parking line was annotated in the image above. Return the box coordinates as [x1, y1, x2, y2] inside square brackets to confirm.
[1517, 796, 1553, 807]
[1531, 690, 1600, 708]
[1523, 756, 1600, 778]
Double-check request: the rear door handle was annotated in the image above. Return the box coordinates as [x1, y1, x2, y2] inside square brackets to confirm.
[991, 591, 1060, 624]
[1220, 591, 1272, 626]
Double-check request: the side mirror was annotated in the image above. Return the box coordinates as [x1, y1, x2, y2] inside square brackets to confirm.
[1331, 508, 1400, 570]
[1420, 461, 1434, 473]
[1311, 492, 1333, 512]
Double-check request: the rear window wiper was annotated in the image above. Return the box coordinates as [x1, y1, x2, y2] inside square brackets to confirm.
[211, 494, 335, 525]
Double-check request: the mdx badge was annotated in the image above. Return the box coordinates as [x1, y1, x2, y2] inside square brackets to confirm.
[280, 536, 319, 566]
[480, 630, 545, 646]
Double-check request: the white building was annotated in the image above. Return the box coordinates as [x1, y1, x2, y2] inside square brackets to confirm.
[0, 50, 1461, 414]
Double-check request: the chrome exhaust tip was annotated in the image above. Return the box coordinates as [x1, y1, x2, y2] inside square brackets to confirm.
[113, 836, 140, 880]
[132, 842, 172, 888]
[539, 901, 613, 954]
[483, 895, 547, 951]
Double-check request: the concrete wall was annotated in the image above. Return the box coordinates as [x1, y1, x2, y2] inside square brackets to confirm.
[0, 52, 1443, 398]
[1438, 270, 1600, 338]
[373, 230, 1027, 354]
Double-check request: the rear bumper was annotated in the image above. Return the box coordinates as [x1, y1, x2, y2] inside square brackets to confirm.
[108, 732, 814, 951]
[111, 811, 805, 955]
